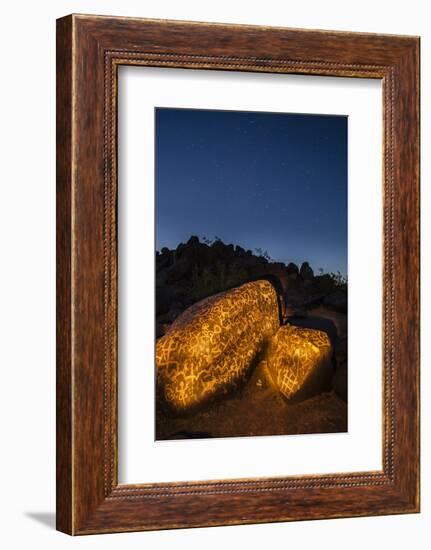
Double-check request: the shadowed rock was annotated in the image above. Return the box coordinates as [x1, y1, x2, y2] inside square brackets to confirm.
[300, 261, 314, 280]
[286, 262, 299, 277]
[323, 289, 348, 313]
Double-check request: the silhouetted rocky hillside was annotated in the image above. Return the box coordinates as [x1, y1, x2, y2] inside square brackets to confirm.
[156, 235, 347, 338]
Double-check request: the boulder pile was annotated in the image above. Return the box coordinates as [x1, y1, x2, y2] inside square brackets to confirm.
[155, 236, 347, 413]
[156, 280, 336, 413]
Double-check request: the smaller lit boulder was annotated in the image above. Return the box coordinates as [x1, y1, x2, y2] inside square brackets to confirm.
[265, 325, 332, 400]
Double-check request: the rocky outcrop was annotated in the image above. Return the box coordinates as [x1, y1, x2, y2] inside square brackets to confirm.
[156, 280, 280, 413]
[155, 236, 347, 435]
[286, 262, 299, 277]
[300, 261, 314, 281]
[264, 325, 333, 400]
[156, 236, 347, 337]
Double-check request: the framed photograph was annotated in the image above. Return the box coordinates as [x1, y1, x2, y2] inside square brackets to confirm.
[56, 14, 420, 534]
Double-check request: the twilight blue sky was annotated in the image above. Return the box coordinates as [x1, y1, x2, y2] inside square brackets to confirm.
[155, 108, 347, 275]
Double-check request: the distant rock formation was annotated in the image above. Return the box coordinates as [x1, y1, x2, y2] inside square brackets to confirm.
[300, 261, 314, 281]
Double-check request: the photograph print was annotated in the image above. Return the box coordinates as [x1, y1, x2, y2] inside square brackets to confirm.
[154, 107, 348, 441]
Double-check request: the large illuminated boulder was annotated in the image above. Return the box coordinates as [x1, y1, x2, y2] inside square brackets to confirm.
[264, 325, 332, 400]
[156, 280, 280, 413]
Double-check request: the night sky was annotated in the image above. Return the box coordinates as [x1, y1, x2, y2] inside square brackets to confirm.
[155, 108, 347, 276]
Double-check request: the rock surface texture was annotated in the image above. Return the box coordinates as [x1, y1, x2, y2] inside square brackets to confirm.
[265, 325, 333, 400]
[156, 280, 280, 413]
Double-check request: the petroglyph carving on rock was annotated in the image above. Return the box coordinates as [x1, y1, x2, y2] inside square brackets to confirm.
[265, 325, 333, 399]
[156, 280, 280, 413]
